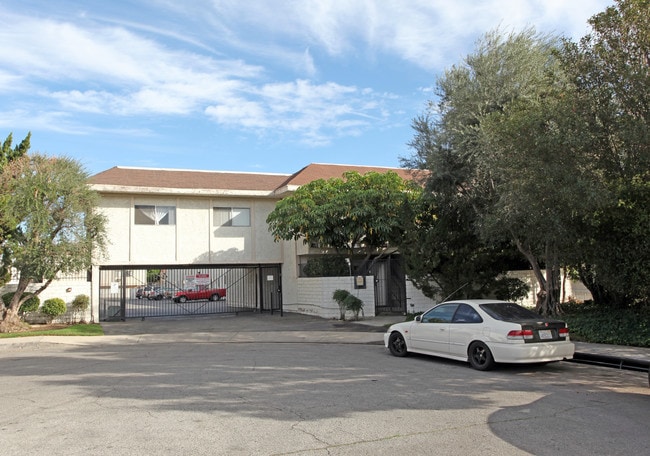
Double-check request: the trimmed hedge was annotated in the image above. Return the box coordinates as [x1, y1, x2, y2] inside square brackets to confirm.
[41, 298, 68, 320]
[71, 294, 90, 311]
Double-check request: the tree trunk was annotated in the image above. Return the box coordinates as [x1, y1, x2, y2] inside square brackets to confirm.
[512, 236, 562, 316]
[513, 236, 548, 314]
[544, 244, 562, 315]
[0, 306, 24, 333]
[0, 275, 33, 333]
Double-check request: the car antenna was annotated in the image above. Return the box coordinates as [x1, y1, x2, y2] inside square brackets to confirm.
[440, 282, 469, 303]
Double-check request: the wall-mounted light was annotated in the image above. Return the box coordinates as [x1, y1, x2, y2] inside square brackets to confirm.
[66, 287, 72, 293]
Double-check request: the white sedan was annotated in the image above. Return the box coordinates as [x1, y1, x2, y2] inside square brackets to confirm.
[384, 299, 575, 370]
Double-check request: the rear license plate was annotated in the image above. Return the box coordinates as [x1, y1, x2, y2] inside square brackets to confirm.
[538, 329, 553, 340]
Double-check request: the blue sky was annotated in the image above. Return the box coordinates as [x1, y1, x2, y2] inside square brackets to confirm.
[0, 0, 613, 176]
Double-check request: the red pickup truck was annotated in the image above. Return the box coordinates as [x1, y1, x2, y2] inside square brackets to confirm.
[173, 288, 226, 303]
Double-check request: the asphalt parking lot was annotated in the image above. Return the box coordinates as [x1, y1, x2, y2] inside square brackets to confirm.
[1, 313, 649, 455]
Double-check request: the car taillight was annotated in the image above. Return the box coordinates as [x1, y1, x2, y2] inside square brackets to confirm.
[558, 327, 569, 338]
[507, 329, 534, 340]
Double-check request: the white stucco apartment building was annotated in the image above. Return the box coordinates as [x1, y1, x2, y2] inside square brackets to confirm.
[1, 162, 590, 323]
[83, 163, 424, 322]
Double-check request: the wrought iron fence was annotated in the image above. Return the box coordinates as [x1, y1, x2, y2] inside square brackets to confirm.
[99, 264, 281, 320]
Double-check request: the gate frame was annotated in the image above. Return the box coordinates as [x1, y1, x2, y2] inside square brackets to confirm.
[370, 255, 407, 315]
[98, 263, 282, 321]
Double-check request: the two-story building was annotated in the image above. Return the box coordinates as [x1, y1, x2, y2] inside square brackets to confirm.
[86, 163, 430, 322]
[1, 161, 592, 323]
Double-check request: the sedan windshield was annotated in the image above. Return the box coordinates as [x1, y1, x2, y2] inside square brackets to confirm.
[479, 302, 540, 321]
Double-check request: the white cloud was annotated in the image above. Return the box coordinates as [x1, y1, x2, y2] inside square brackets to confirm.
[205, 99, 270, 129]
[0, 11, 261, 104]
[205, 79, 385, 146]
[0, 0, 612, 147]
[0, 2, 396, 143]
[181, 0, 611, 70]
[0, 108, 149, 136]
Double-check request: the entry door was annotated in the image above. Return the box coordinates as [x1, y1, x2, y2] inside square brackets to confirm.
[373, 257, 406, 314]
[260, 265, 282, 314]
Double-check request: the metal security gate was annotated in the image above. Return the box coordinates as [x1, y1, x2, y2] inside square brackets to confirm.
[372, 256, 406, 315]
[260, 265, 282, 314]
[99, 264, 282, 321]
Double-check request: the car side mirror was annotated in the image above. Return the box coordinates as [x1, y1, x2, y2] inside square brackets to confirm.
[415, 315, 422, 323]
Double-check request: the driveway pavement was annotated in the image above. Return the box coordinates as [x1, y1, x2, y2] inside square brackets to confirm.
[1, 312, 649, 456]
[3, 311, 650, 366]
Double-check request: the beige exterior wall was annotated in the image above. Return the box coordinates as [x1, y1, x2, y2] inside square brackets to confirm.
[506, 270, 593, 308]
[87, 193, 293, 319]
[4, 184, 595, 322]
[97, 194, 283, 266]
[403, 270, 594, 315]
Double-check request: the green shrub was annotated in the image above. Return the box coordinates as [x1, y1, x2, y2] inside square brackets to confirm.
[0, 267, 11, 286]
[332, 289, 351, 320]
[332, 289, 350, 303]
[492, 277, 530, 301]
[70, 294, 90, 323]
[2, 292, 40, 313]
[304, 256, 349, 277]
[71, 294, 90, 311]
[562, 302, 650, 347]
[343, 294, 364, 320]
[147, 269, 161, 283]
[41, 298, 68, 322]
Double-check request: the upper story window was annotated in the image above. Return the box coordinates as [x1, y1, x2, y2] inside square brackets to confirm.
[135, 205, 176, 225]
[214, 207, 250, 227]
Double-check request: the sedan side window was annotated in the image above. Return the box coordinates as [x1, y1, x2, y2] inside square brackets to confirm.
[421, 304, 458, 323]
[452, 304, 483, 323]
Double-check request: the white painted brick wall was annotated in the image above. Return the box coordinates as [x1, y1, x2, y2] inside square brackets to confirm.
[405, 279, 437, 314]
[506, 270, 593, 308]
[286, 276, 375, 320]
[404, 271, 594, 313]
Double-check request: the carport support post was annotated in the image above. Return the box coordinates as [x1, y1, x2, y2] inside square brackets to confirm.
[258, 266, 264, 313]
[120, 267, 127, 321]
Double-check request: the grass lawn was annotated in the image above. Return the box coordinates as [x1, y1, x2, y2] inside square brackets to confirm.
[0, 323, 104, 338]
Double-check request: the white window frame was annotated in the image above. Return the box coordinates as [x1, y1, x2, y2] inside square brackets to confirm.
[134, 205, 176, 225]
[214, 207, 250, 227]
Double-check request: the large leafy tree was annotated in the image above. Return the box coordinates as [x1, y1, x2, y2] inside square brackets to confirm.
[0, 154, 107, 332]
[403, 29, 602, 315]
[0, 132, 31, 286]
[399, 189, 529, 302]
[266, 171, 420, 271]
[560, 0, 650, 306]
[477, 81, 606, 312]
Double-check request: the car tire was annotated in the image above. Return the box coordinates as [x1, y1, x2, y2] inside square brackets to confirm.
[210, 294, 219, 301]
[178, 296, 187, 303]
[468, 341, 495, 371]
[388, 332, 409, 357]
